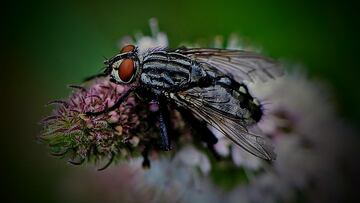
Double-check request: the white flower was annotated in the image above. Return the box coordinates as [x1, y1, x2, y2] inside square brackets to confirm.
[139, 150, 215, 203]
[247, 70, 356, 202]
[118, 18, 168, 56]
[174, 145, 211, 175]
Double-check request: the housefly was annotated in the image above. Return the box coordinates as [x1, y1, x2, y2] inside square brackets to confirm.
[86, 44, 283, 162]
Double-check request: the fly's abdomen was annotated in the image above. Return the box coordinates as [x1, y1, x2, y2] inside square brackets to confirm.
[141, 51, 193, 90]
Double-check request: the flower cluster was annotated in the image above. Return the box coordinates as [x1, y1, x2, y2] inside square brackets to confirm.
[40, 79, 144, 167]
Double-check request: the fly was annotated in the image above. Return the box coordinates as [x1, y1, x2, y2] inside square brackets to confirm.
[86, 44, 283, 164]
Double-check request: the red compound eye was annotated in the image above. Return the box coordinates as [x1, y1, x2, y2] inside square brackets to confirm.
[120, 44, 135, 53]
[118, 59, 135, 82]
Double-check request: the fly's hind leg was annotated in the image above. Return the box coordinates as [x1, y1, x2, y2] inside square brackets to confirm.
[178, 108, 221, 160]
[142, 144, 151, 168]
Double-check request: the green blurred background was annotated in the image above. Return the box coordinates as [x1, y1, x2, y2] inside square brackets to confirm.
[3, 0, 360, 202]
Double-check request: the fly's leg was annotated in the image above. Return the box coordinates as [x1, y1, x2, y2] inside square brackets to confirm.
[147, 99, 172, 151]
[97, 152, 114, 171]
[203, 131, 221, 160]
[86, 87, 136, 116]
[178, 108, 221, 159]
[195, 122, 220, 160]
[158, 104, 172, 151]
[142, 144, 151, 168]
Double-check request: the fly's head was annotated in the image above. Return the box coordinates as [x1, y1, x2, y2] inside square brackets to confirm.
[105, 44, 141, 85]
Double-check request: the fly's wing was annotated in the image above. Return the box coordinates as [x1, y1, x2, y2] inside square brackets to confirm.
[176, 48, 283, 83]
[172, 86, 276, 161]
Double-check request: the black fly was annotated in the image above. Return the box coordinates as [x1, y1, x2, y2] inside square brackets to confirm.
[86, 44, 283, 163]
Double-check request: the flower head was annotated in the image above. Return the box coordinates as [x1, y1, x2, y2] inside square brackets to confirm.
[40, 79, 142, 166]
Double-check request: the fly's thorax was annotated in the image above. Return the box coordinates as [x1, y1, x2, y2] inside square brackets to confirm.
[140, 51, 202, 90]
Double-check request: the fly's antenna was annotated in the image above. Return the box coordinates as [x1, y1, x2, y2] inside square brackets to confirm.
[103, 55, 111, 66]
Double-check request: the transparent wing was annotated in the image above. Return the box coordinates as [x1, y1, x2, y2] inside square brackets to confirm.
[176, 48, 283, 83]
[173, 86, 276, 160]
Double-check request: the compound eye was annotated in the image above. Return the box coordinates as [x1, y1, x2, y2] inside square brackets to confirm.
[120, 44, 135, 53]
[118, 59, 135, 82]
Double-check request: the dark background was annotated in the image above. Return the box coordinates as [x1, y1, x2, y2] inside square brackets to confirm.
[2, 0, 360, 202]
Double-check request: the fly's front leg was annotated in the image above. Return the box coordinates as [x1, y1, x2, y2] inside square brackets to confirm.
[159, 110, 171, 151]
[158, 107, 172, 151]
[86, 86, 136, 116]
[149, 98, 172, 151]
